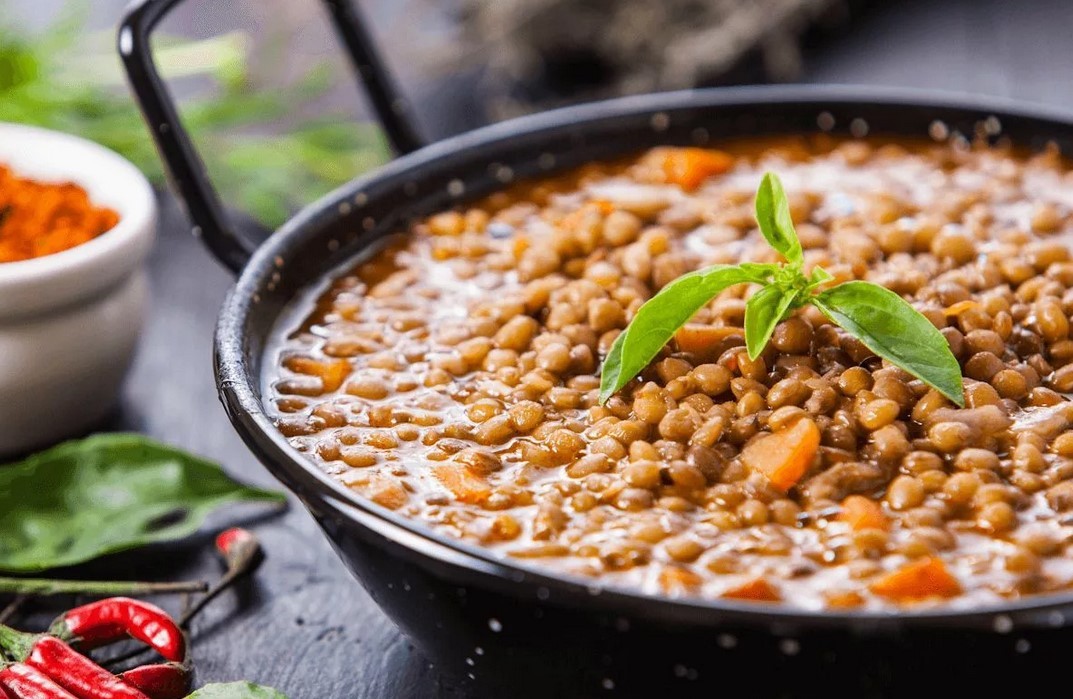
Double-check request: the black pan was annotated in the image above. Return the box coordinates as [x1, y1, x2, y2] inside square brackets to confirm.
[119, 1, 1073, 694]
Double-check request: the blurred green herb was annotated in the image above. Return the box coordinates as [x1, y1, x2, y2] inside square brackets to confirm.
[0, 433, 285, 573]
[0, 5, 389, 228]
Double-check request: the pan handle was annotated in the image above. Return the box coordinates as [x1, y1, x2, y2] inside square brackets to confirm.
[117, 0, 425, 274]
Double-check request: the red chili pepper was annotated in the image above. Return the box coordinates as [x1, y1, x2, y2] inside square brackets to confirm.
[0, 663, 79, 699]
[100, 529, 265, 686]
[25, 638, 147, 699]
[215, 528, 255, 556]
[50, 599, 185, 663]
[0, 628, 148, 699]
[117, 663, 189, 699]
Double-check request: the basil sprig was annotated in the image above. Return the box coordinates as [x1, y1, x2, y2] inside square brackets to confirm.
[599, 172, 965, 407]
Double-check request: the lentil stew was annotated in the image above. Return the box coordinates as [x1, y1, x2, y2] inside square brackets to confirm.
[265, 135, 1073, 611]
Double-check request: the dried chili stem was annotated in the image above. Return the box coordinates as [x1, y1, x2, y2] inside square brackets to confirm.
[0, 595, 27, 625]
[0, 579, 208, 597]
[178, 528, 262, 627]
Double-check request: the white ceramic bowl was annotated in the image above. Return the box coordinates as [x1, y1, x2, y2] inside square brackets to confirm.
[0, 123, 156, 456]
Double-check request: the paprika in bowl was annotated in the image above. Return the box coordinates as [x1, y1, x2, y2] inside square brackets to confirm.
[0, 122, 156, 455]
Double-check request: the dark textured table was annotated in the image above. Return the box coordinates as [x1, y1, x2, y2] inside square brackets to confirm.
[36, 0, 1073, 696]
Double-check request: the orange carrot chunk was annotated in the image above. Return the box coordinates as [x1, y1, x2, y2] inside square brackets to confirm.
[825, 590, 865, 609]
[942, 300, 980, 317]
[659, 566, 703, 595]
[870, 557, 962, 601]
[590, 198, 616, 215]
[838, 495, 890, 531]
[673, 324, 741, 361]
[432, 464, 492, 505]
[284, 355, 351, 392]
[741, 417, 821, 491]
[722, 577, 781, 602]
[368, 476, 409, 510]
[661, 148, 733, 191]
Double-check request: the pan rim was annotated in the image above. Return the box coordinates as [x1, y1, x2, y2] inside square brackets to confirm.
[216, 83, 1073, 629]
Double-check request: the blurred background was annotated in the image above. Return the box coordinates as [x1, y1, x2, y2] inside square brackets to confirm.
[4, 0, 1071, 231]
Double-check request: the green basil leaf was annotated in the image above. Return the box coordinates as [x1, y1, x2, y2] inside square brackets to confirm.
[755, 172, 803, 264]
[744, 284, 799, 360]
[808, 265, 833, 286]
[813, 281, 965, 406]
[0, 434, 286, 573]
[185, 682, 289, 699]
[599, 265, 769, 403]
[737, 262, 779, 281]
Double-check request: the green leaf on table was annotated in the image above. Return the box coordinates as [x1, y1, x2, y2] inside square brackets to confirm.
[744, 283, 800, 360]
[0, 434, 285, 573]
[812, 281, 965, 406]
[185, 682, 289, 699]
[754, 172, 803, 264]
[599, 264, 770, 403]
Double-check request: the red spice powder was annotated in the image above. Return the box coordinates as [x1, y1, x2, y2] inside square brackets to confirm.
[0, 165, 120, 263]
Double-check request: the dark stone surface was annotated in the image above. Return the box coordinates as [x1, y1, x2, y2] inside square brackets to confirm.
[14, 0, 1073, 696]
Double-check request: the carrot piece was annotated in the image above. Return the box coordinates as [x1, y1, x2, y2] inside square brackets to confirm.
[659, 566, 703, 595]
[511, 234, 530, 259]
[837, 495, 890, 531]
[368, 476, 409, 510]
[722, 577, 781, 602]
[943, 300, 980, 316]
[431, 464, 492, 505]
[741, 418, 821, 491]
[870, 557, 962, 601]
[284, 355, 351, 392]
[825, 590, 865, 609]
[590, 198, 616, 215]
[674, 324, 741, 361]
[660, 148, 733, 191]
